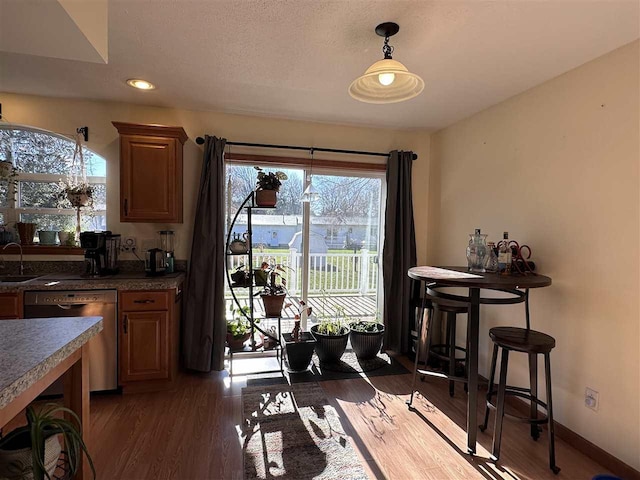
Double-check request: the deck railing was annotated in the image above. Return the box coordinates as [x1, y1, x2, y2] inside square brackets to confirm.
[226, 249, 378, 295]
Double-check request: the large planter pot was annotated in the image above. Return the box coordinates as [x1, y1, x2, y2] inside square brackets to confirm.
[282, 332, 316, 372]
[261, 293, 286, 318]
[226, 332, 251, 350]
[0, 434, 61, 480]
[255, 189, 277, 207]
[310, 325, 350, 363]
[349, 323, 385, 360]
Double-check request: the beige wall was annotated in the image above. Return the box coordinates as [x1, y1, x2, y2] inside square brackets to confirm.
[428, 40, 640, 469]
[0, 93, 430, 263]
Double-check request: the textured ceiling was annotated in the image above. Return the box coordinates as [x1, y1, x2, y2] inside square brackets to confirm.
[0, 0, 638, 130]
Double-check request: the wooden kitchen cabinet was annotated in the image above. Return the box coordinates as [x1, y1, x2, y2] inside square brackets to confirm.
[0, 292, 22, 319]
[118, 287, 182, 392]
[112, 122, 188, 223]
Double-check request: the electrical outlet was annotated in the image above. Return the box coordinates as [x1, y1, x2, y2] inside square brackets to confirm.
[122, 236, 136, 251]
[585, 387, 599, 411]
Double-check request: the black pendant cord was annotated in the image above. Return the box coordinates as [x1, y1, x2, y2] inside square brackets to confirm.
[194, 137, 418, 160]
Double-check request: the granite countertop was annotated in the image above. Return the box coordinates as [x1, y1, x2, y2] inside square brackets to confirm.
[0, 316, 103, 409]
[0, 271, 185, 292]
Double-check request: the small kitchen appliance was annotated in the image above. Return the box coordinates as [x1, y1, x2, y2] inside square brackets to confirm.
[80, 231, 120, 276]
[159, 230, 175, 274]
[145, 247, 167, 276]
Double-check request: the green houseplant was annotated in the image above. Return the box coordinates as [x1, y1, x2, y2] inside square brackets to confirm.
[310, 303, 350, 363]
[254, 167, 287, 207]
[348, 320, 385, 360]
[255, 260, 290, 318]
[226, 305, 254, 350]
[0, 403, 95, 480]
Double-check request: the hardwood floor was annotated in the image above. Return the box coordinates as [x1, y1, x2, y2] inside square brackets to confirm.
[6, 357, 611, 479]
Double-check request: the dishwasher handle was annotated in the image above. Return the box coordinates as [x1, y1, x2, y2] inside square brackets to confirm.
[56, 303, 88, 310]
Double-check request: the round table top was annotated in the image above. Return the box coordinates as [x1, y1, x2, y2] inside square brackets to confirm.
[408, 266, 552, 289]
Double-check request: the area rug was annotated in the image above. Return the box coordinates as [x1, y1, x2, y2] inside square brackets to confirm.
[242, 382, 369, 480]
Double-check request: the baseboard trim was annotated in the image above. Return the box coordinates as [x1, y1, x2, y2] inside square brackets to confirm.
[479, 379, 640, 480]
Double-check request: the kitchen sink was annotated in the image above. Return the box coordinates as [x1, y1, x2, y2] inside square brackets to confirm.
[0, 275, 41, 283]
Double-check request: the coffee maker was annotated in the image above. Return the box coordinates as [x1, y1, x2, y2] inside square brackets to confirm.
[80, 231, 121, 276]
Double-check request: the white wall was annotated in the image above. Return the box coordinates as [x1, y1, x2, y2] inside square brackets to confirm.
[427, 40, 640, 469]
[0, 93, 430, 263]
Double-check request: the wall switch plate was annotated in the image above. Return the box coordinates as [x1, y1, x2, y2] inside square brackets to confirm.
[122, 236, 136, 251]
[585, 387, 599, 411]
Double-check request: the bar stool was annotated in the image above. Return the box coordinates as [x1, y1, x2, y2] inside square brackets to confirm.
[424, 302, 468, 397]
[479, 326, 560, 474]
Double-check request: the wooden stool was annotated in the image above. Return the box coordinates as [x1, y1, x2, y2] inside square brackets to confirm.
[424, 302, 468, 397]
[480, 326, 560, 474]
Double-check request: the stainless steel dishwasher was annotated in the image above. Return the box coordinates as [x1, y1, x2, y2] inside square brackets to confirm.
[24, 290, 118, 393]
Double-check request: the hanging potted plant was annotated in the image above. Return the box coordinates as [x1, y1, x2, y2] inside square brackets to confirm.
[57, 132, 93, 243]
[254, 260, 290, 317]
[254, 167, 287, 207]
[0, 403, 95, 480]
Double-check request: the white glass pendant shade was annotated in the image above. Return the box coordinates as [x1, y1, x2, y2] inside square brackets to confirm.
[301, 182, 319, 203]
[349, 58, 424, 104]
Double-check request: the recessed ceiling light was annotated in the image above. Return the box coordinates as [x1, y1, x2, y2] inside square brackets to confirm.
[126, 78, 156, 90]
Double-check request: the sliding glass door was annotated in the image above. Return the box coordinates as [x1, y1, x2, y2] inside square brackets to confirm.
[225, 162, 384, 326]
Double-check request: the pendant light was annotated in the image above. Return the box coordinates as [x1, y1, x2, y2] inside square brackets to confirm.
[301, 148, 319, 203]
[349, 22, 424, 104]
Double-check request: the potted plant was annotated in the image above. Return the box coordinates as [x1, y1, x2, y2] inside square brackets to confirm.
[282, 300, 316, 372]
[0, 403, 95, 480]
[310, 305, 350, 363]
[230, 264, 251, 287]
[254, 167, 287, 207]
[349, 320, 385, 360]
[226, 305, 254, 350]
[255, 260, 290, 318]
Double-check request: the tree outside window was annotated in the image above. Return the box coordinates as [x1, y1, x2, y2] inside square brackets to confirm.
[0, 126, 107, 239]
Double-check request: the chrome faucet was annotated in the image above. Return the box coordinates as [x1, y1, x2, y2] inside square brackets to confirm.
[2, 242, 24, 275]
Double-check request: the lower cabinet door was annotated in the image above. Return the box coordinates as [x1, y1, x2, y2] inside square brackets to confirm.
[120, 310, 169, 382]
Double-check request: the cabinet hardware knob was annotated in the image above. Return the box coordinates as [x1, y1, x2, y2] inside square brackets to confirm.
[133, 299, 155, 304]
[124, 199, 128, 216]
[123, 314, 128, 334]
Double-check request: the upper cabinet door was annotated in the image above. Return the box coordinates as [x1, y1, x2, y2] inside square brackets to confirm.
[113, 122, 188, 223]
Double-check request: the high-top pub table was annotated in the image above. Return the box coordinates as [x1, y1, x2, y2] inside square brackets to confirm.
[407, 266, 552, 454]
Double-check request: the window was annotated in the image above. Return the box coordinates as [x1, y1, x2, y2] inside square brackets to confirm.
[0, 126, 107, 235]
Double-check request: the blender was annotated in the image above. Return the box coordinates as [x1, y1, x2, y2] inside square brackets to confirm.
[159, 230, 175, 273]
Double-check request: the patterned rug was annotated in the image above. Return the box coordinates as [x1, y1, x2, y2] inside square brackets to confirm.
[242, 382, 369, 480]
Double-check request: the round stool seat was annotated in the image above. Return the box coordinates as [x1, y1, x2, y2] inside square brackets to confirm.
[489, 327, 555, 354]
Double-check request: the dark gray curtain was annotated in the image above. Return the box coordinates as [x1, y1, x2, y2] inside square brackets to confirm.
[182, 135, 227, 371]
[382, 150, 417, 353]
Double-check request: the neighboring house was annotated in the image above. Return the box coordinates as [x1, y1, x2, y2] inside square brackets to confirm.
[230, 214, 379, 249]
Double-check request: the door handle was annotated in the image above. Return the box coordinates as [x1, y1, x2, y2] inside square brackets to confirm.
[124, 199, 128, 216]
[133, 299, 155, 304]
[123, 314, 128, 334]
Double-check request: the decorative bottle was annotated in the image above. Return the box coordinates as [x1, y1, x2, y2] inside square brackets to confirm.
[498, 232, 512, 274]
[466, 228, 488, 273]
[485, 242, 499, 272]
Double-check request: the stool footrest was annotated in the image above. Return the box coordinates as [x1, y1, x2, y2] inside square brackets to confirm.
[429, 344, 467, 363]
[485, 388, 550, 425]
[416, 368, 470, 384]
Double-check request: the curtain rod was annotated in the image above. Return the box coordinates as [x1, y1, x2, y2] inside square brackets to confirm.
[194, 137, 418, 160]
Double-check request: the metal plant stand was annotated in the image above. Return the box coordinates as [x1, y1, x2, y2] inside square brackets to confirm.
[225, 191, 284, 377]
